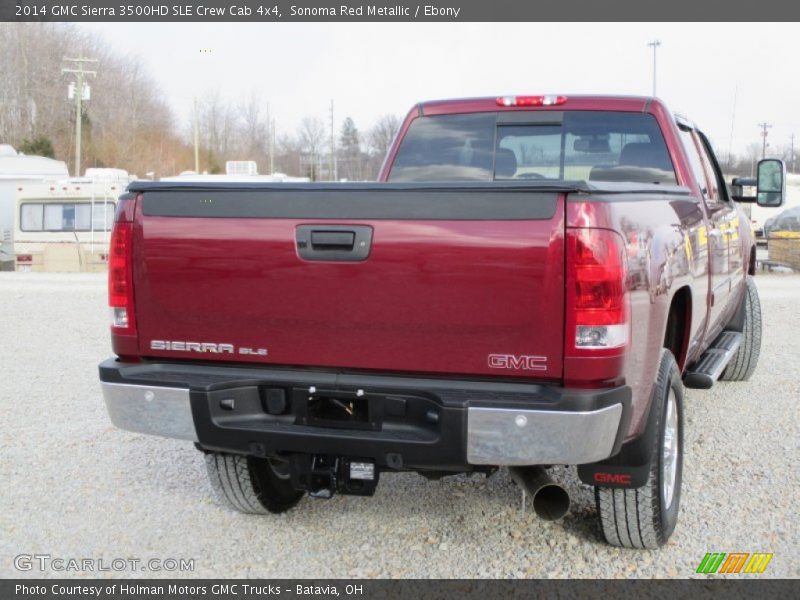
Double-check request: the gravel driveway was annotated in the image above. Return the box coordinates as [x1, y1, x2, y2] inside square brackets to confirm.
[1, 272, 798, 578]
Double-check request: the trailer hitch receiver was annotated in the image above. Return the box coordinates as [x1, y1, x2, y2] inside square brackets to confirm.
[290, 454, 379, 498]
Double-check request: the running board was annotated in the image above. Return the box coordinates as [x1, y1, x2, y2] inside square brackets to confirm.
[683, 331, 743, 389]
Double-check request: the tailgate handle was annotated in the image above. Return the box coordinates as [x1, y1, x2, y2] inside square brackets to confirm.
[310, 230, 355, 249]
[296, 225, 373, 262]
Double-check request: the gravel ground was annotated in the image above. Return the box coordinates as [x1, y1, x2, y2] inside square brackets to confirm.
[0, 272, 798, 579]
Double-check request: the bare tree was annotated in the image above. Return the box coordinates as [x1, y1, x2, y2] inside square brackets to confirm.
[362, 114, 401, 179]
[236, 90, 268, 164]
[196, 90, 237, 173]
[338, 116, 362, 180]
[0, 25, 400, 180]
[298, 116, 326, 180]
[367, 114, 401, 158]
[0, 23, 190, 177]
[276, 133, 303, 176]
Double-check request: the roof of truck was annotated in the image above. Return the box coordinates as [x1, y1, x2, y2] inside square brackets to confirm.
[419, 95, 657, 116]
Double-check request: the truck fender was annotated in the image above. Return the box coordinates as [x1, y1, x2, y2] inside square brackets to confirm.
[577, 362, 664, 488]
[723, 274, 750, 333]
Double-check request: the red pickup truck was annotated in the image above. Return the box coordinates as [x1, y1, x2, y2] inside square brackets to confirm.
[99, 95, 785, 549]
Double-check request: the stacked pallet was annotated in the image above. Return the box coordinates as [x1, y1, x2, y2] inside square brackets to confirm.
[768, 231, 800, 270]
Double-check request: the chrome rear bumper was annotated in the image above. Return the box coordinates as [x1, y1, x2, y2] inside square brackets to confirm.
[101, 382, 197, 442]
[100, 379, 624, 466]
[466, 404, 623, 465]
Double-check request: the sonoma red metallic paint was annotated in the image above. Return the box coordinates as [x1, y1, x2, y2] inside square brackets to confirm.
[132, 201, 567, 380]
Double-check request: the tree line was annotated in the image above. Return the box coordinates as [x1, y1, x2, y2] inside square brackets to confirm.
[0, 24, 400, 180]
[3, 24, 792, 181]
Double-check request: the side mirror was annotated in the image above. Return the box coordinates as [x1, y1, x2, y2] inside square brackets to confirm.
[756, 158, 786, 207]
[730, 159, 786, 206]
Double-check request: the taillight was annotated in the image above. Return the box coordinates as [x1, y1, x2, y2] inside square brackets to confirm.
[566, 228, 629, 356]
[108, 194, 137, 335]
[496, 95, 567, 107]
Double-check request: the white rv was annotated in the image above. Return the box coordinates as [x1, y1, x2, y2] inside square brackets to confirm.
[13, 169, 131, 272]
[0, 146, 70, 270]
[161, 161, 311, 183]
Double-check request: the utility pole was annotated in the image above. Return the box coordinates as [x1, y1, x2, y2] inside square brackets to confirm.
[194, 48, 212, 174]
[266, 102, 272, 175]
[62, 57, 98, 177]
[727, 86, 738, 172]
[790, 133, 795, 173]
[647, 40, 661, 97]
[270, 116, 275, 175]
[193, 98, 200, 173]
[329, 100, 337, 181]
[758, 122, 772, 159]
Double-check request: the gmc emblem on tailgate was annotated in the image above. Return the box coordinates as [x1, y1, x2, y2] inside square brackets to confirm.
[487, 354, 547, 371]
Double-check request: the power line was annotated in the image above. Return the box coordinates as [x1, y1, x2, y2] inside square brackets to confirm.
[62, 57, 98, 177]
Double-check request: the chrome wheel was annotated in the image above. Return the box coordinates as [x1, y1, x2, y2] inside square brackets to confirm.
[662, 388, 679, 509]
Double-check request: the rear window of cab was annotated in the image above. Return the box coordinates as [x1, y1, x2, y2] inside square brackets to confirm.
[387, 111, 677, 185]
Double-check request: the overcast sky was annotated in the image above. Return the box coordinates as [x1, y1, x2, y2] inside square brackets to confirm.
[81, 22, 799, 157]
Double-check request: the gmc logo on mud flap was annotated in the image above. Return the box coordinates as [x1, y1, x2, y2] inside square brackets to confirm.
[487, 354, 547, 371]
[594, 473, 632, 485]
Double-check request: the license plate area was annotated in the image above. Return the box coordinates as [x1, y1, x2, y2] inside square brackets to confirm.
[294, 388, 382, 431]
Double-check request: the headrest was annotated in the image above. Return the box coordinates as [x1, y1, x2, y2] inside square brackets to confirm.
[618, 142, 672, 170]
[495, 148, 517, 178]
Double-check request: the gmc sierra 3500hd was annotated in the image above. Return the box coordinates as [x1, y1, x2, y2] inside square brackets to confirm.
[98, 95, 785, 548]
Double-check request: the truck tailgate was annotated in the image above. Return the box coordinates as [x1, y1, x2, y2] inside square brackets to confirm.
[132, 185, 566, 379]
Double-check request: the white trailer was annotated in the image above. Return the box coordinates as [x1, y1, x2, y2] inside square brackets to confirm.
[160, 172, 311, 183]
[0, 146, 70, 270]
[13, 170, 131, 272]
[161, 161, 311, 183]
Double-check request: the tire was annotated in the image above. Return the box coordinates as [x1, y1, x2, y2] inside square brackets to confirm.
[720, 276, 762, 381]
[205, 452, 303, 514]
[595, 350, 684, 549]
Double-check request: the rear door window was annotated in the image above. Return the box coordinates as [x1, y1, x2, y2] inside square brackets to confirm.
[678, 127, 712, 198]
[388, 111, 677, 185]
[388, 113, 495, 182]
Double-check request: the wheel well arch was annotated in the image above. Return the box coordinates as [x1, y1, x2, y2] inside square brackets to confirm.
[749, 245, 757, 276]
[663, 286, 692, 371]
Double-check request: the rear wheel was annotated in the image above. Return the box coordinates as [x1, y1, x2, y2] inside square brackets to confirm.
[595, 350, 684, 548]
[720, 276, 762, 381]
[205, 452, 303, 514]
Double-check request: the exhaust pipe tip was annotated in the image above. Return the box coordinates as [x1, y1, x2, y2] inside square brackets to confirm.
[509, 466, 570, 521]
[531, 482, 570, 521]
